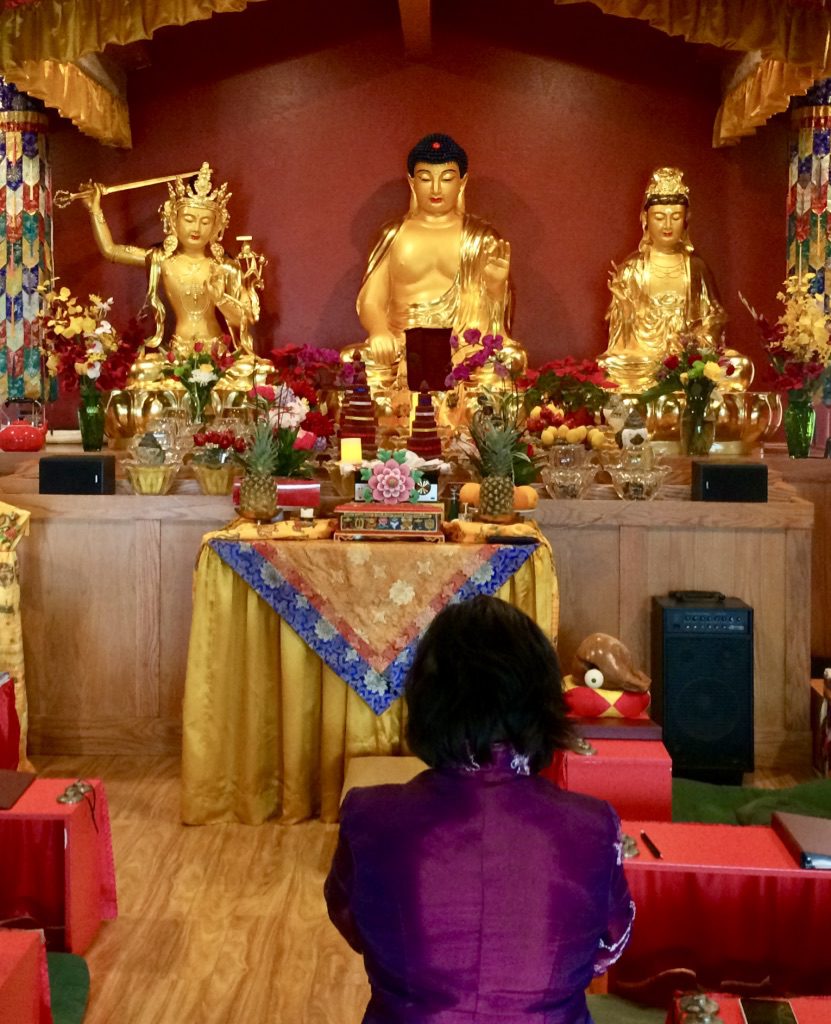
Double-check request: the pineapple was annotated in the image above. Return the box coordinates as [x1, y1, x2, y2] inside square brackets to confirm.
[238, 421, 279, 519]
[470, 410, 520, 520]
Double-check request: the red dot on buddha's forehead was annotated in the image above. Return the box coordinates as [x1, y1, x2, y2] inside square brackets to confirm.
[431, 141, 441, 149]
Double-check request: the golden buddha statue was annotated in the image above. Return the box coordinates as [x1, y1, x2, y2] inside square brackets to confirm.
[601, 167, 727, 393]
[82, 163, 268, 390]
[351, 134, 526, 417]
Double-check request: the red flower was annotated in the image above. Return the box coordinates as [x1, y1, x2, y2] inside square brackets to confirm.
[663, 355, 680, 371]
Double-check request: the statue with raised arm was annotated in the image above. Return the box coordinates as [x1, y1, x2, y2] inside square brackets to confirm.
[81, 163, 268, 387]
[601, 167, 728, 393]
[351, 134, 526, 414]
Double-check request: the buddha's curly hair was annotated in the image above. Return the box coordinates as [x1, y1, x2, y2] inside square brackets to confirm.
[407, 133, 468, 177]
[405, 595, 573, 773]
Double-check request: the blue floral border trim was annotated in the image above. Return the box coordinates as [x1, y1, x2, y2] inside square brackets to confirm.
[210, 539, 537, 715]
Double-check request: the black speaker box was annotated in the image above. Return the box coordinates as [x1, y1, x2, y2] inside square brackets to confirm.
[691, 461, 767, 502]
[39, 455, 116, 495]
[651, 595, 754, 783]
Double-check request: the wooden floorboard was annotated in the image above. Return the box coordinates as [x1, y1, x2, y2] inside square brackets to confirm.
[33, 754, 370, 1024]
[31, 754, 816, 1023]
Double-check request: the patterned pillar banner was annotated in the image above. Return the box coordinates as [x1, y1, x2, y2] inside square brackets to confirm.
[788, 82, 831, 305]
[0, 77, 52, 404]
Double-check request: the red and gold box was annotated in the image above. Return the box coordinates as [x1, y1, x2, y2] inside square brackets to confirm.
[334, 502, 445, 541]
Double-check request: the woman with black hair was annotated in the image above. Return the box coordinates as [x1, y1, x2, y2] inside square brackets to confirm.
[325, 595, 634, 1024]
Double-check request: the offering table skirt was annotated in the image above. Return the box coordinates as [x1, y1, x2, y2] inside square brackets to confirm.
[181, 533, 557, 825]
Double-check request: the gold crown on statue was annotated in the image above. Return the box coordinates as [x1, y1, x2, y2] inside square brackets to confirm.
[643, 167, 689, 208]
[168, 162, 231, 214]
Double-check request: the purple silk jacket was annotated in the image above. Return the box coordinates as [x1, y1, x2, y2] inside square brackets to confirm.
[325, 748, 635, 1024]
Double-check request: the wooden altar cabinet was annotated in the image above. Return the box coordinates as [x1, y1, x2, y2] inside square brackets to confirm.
[3, 452, 813, 771]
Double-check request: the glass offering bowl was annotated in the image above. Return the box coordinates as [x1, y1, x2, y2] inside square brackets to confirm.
[541, 463, 597, 500]
[545, 443, 589, 469]
[607, 463, 670, 501]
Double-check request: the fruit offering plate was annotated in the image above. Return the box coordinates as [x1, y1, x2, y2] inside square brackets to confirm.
[334, 502, 445, 542]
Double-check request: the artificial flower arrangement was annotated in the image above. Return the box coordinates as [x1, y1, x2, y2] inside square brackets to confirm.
[641, 337, 733, 407]
[357, 449, 424, 504]
[444, 330, 509, 387]
[247, 383, 318, 478]
[521, 358, 615, 451]
[162, 341, 238, 423]
[268, 343, 341, 439]
[740, 274, 831, 401]
[39, 286, 142, 400]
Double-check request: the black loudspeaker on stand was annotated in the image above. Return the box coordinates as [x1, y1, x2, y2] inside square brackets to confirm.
[651, 594, 754, 784]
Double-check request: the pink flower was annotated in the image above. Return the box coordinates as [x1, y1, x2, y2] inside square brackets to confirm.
[368, 459, 414, 503]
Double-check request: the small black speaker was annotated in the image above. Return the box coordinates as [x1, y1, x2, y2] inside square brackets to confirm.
[39, 455, 116, 495]
[651, 595, 754, 783]
[691, 461, 767, 502]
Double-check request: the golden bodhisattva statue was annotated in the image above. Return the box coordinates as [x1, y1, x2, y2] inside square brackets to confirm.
[81, 163, 268, 389]
[352, 134, 526, 416]
[601, 167, 728, 393]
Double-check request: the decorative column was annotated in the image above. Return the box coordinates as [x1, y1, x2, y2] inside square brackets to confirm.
[0, 78, 52, 404]
[788, 82, 831, 444]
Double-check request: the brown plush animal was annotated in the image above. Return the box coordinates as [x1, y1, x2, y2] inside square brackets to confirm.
[571, 633, 650, 693]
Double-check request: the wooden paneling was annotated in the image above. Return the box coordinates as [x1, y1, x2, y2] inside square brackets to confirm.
[4, 455, 814, 769]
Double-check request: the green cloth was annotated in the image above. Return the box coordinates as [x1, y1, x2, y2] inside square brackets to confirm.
[586, 994, 666, 1024]
[47, 952, 89, 1024]
[672, 778, 831, 825]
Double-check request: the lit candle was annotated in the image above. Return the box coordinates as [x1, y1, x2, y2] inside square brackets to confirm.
[340, 438, 362, 464]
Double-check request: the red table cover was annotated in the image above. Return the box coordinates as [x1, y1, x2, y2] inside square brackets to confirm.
[612, 821, 831, 1000]
[0, 674, 20, 770]
[0, 779, 117, 953]
[672, 992, 831, 1024]
[543, 739, 673, 821]
[0, 928, 52, 1024]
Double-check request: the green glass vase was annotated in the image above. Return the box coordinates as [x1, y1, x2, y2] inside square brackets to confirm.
[783, 392, 816, 458]
[679, 387, 716, 457]
[78, 384, 105, 452]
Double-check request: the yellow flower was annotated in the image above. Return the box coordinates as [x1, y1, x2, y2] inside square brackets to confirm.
[74, 360, 88, 376]
[46, 353, 60, 374]
[58, 286, 71, 300]
[703, 361, 724, 382]
[680, 372, 689, 385]
[89, 293, 103, 305]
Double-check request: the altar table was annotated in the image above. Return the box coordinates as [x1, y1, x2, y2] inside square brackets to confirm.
[542, 739, 672, 821]
[611, 820, 831, 999]
[181, 524, 558, 824]
[0, 779, 117, 954]
[0, 929, 51, 1024]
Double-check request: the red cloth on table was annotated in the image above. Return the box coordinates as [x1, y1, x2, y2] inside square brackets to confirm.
[0, 929, 52, 1024]
[0, 779, 117, 953]
[542, 740, 672, 821]
[672, 993, 831, 1024]
[612, 821, 831, 999]
[0, 675, 20, 770]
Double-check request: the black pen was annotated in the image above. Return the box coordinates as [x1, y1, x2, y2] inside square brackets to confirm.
[640, 830, 663, 859]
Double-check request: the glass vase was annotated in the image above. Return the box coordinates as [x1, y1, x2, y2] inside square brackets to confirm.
[783, 392, 816, 458]
[679, 389, 716, 457]
[78, 385, 105, 452]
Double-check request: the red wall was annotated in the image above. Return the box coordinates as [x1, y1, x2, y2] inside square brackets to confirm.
[48, 0, 788, 382]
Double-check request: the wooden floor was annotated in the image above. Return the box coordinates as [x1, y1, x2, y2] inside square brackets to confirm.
[32, 755, 813, 1024]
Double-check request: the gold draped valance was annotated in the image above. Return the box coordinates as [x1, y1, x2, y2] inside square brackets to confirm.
[554, 1, 831, 146]
[0, 0, 265, 148]
[554, 0, 831, 66]
[3, 60, 131, 148]
[715, 57, 821, 147]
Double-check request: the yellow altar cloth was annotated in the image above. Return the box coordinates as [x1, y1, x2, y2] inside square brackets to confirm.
[0, 502, 32, 770]
[181, 522, 558, 824]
